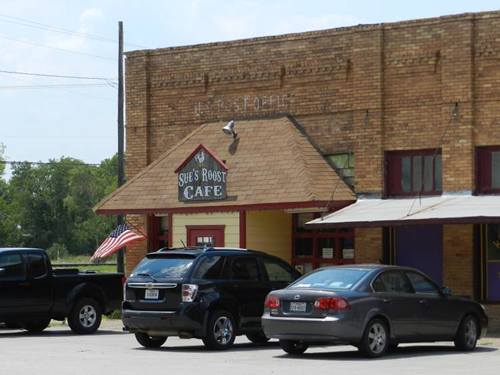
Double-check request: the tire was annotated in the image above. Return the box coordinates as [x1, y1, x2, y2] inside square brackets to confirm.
[279, 339, 309, 355]
[202, 310, 236, 350]
[246, 331, 270, 344]
[359, 318, 389, 358]
[22, 319, 51, 333]
[67, 297, 102, 334]
[454, 315, 479, 351]
[135, 333, 167, 348]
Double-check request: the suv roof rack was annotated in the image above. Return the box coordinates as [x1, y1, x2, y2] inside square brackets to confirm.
[157, 246, 248, 253]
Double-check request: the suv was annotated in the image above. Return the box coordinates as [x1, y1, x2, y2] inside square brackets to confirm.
[122, 247, 301, 350]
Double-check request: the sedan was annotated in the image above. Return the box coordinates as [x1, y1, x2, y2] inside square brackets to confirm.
[261, 264, 488, 358]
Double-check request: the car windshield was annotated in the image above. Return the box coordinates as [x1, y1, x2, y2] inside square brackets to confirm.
[130, 255, 195, 280]
[290, 268, 369, 290]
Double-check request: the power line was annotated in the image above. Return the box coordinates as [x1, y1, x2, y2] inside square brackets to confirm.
[0, 13, 148, 49]
[0, 160, 101, 166]
[0, 69, 116, 81]
[0, 33, 115, 61]
[0, 83, 114, 90]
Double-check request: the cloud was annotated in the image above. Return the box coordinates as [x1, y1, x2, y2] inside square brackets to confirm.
[47, 8, 104, 51]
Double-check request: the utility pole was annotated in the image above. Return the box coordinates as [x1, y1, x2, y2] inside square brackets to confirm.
[117, 21, 125, 274]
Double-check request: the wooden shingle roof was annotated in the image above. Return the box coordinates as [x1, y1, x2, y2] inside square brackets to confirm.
[95, 116, 355, 214]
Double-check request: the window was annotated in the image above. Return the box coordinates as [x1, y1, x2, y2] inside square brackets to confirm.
[193, 256, 225, 280]
[386, 149, 442, 196]
[131, 255, 194, 279]
[29, 254, 47, 278]
[0, 254, 26, 280]
[291, 268, 368, 290]
[406, 272, 439, 295]
[476, 146, 500, 194]
[148, 215, 169, 251]
[230, 257, 260, 281]
[292, 213, 355, 273]
[263, 258, 294, 283]
[373, 271, 413, 294]
[326, 153, 355, 188]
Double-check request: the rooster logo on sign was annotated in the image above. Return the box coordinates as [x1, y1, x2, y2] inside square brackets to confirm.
[195, 151, 205, 164]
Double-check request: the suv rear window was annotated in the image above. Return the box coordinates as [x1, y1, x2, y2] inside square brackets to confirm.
[131, 255, 195, 279]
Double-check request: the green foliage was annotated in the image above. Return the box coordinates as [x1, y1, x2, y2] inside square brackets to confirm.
[46, 242, 69, 261]
[0, 154, 118, 255]
[0, 143, 5, 176]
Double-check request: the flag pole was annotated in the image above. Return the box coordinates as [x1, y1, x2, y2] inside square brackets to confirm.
[117, 20, 125, 274]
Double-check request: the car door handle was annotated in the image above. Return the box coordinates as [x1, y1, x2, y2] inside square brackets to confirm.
[382, 298, 392, 304]
[419, 299, 428, 305]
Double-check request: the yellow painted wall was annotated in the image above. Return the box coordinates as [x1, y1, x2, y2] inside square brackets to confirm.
[246, 210, 292, 262]
[172, 212, 240, 247]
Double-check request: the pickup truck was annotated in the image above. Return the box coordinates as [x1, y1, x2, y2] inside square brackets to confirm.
[0, 247, 123, 334]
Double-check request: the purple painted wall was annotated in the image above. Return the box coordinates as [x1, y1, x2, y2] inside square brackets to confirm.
[487, 263, 500, 301]
[395, 225, 443, 286]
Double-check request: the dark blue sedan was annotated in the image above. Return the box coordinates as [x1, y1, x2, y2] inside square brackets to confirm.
[261, 264, 488, 358]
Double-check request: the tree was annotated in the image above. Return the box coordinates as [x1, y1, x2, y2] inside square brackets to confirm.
[0, 155, 118, 255]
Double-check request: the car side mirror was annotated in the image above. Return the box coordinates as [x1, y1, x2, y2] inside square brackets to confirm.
[441, 286, 452, 296]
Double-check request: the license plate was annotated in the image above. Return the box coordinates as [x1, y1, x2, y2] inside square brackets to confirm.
[289, 302, 307, 312]
[144, 289, 159, 300]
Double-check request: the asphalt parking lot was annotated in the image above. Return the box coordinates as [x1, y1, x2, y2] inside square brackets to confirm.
[1, 320, 499, 375]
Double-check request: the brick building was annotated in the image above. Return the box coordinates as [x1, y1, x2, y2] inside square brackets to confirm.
[95, 11, 500, 329]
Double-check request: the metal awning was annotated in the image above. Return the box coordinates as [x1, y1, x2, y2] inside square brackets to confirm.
[308, 195, 500, 228]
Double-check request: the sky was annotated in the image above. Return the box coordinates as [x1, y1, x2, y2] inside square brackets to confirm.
[1, 0, 500, 178]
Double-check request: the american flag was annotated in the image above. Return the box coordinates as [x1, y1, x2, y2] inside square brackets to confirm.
[91, 224, 146, 260]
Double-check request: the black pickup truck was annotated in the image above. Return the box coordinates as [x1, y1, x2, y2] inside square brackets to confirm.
[0, 248, 123, 334]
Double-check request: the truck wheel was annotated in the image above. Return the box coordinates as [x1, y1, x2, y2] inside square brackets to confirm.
[135, 333, 167, 348]
[68, 297, 102, 334]
[246, 331, 270, 344]
[23, 319, 51, 333]
[202, 310, 236, 350]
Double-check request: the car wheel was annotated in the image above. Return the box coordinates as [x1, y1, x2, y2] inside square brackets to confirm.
[22, 319, 51, 333]
[67, 297, 102, 334]
[454, 315, 478, 351]
[202, 310, 236, 350]
[246, 331, 270, 344]
[279, 339, 309, 355]
[135, 333, 167, 348]
[359, 318, 389, 358]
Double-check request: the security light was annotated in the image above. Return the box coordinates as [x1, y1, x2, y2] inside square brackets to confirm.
[222, 120, 238, 139]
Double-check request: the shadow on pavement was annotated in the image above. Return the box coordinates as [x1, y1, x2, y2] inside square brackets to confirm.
[0, 328, 125, 338]
[273, 345, 498, 361]
[133, 341, 282, 353]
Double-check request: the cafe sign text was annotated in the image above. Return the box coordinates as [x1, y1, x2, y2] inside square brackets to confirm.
[175, 144, 228, 202]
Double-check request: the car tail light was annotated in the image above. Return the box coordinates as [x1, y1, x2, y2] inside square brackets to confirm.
[314, 297, 351, 311]
[264, 294, 280, 309]
[182, 284, 199, 302]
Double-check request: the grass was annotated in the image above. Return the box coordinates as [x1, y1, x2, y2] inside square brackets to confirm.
[51, 255, 119, 273]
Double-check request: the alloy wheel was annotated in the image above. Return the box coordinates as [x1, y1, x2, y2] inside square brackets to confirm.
[79, 305, 97, 328]
[213, 316, 234, 345]
[464, 319, 478, 348]
[368, 322, 387, 355]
